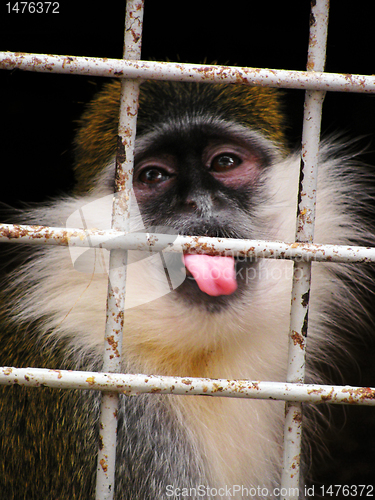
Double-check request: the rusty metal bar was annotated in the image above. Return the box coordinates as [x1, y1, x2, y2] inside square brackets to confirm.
[281, 1, 330, 497]
[2, 222, 375, 263]
[95, 2, 144, 500]
[1, 366, 375, 406]
[1, 52, 375, 93]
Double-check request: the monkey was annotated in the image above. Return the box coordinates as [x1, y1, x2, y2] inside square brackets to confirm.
[0, 78, 375, 499]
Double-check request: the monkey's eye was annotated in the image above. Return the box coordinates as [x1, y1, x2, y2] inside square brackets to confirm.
[138, 168, 170, 184]
[210, 153, 242, 172]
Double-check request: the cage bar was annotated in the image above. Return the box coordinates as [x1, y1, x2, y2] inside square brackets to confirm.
[3, 223, 375, 263]
[94, 2, 144, 499]
[280, 1, 329, 496]
[1, 366, 375, 405]
[1, 52, 375, 93]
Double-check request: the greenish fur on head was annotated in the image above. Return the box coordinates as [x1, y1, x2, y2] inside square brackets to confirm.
[74, 79, 286, 193]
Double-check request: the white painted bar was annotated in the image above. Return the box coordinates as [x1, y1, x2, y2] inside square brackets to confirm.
[94, 2, 144, 499]
[1, 366, 374, 406]
[281, 1, 330, 497]
[2, 223, 375, 263]
[1, 52, 375, 93]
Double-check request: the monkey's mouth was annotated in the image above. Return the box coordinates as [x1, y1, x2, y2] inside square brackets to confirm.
[182, 254, 238, 297]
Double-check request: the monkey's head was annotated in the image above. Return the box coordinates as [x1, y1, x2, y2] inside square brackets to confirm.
[74, 80, 291, 313]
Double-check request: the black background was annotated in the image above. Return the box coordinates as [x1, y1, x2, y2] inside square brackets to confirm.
[1, 0, 375, 494]
[1, 1, 375, 205]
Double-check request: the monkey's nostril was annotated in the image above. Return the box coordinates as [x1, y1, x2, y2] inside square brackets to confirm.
[184, 196, 198, 210]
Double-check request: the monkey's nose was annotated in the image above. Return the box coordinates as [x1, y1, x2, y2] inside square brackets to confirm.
[184, 193, 213, 216]
[185, 199, 197, 210]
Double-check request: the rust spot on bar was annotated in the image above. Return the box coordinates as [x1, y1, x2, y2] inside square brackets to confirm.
[342, 386, 375, 403]
[291, 330, 304, 349]
[99, 435, 104, 451]
[212, 383, 224, 393]
[321, 388, 334, 402]
[107, 335, 120, 357]
[49, 369, 63, 379]
[307, 387, 323, 395]
[116, 135, 126, 164]
[293, 412, 302, 424]
[357, 387, 375, 400]
[99, 458, 108, 472]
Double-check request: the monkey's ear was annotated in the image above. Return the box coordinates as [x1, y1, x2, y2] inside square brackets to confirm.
[73, 80, 121, 195]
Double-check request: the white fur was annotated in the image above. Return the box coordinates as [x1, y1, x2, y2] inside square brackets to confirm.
[6, 140, 372, 497]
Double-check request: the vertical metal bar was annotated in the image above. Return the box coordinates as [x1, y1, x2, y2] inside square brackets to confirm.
[95, 2, 144, 499]
[280, 1, 329, 498]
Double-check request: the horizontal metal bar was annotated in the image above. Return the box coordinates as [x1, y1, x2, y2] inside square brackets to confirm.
[1, 223, 375, 263]
[1, 52, 375, 93]
[1, 366, 374, 405]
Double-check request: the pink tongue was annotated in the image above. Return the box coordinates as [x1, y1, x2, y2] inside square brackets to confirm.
[183, 254, 237, 296]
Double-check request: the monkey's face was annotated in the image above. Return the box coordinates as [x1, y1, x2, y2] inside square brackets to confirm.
[133, 118, 281, 310]
[74, 81, 290, 313]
